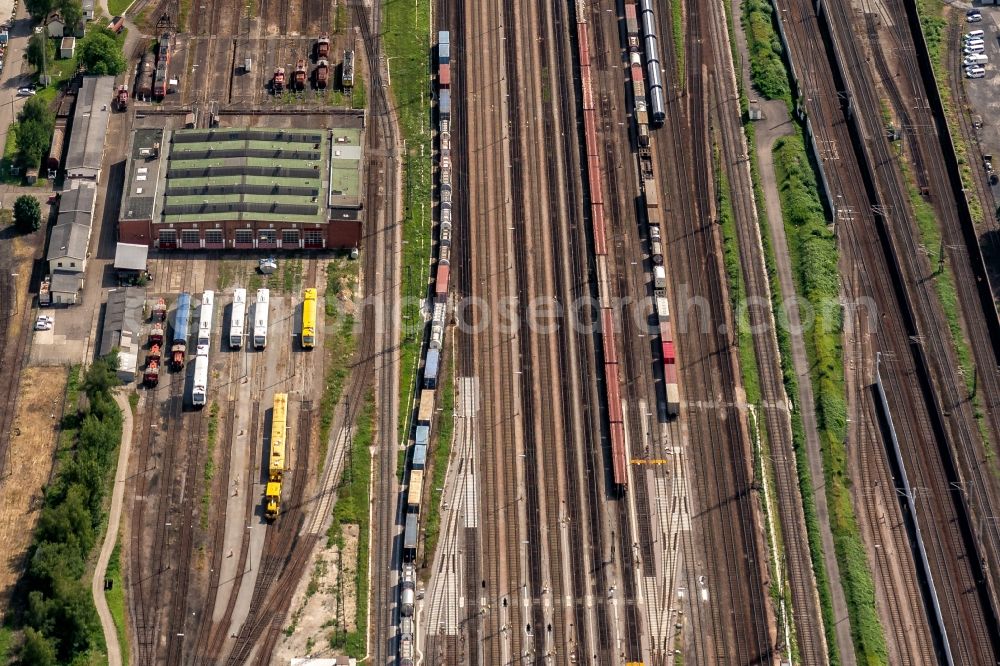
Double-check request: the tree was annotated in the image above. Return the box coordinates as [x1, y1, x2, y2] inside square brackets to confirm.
[19, 97, 54, 127]
[13, 195, 42, 233]
[24, 0, 53, 20]
[19, 627, 57, 666]
[26, 32, 47, 74]
[15, 120, 50, 170]
[57, 0, 81, 36]
[77, 31, 125, 76]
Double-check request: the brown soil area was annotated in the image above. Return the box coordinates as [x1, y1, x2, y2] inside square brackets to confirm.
[0, 366, 69, 619]
[272, 524, 360, 660]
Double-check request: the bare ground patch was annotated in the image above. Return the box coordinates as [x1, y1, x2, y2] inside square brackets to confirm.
[0, 366, 69, 619]
[273, 524, 359, 660]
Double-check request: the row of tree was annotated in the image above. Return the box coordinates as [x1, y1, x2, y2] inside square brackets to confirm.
[18, 356, 123, 665]
[25, 0, 83, 27]
[13, 96, 54, 171]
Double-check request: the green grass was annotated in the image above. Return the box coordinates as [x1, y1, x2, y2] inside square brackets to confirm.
[419, 350, 454, 576]
[326, 388, 374, 657]
[334, 3, 347, 34]
[742, 0, 792, 105]
[178, 0, 192, 31]
[318, 259, 360, 474]
[1, 127, 19, 184]
[128, 390, 139, 414]
[0, 624, 12, 663]
[669, 0, 685, 87]
[384, 0, 433, 446]
[108, 0, 131, 16]
[351, 76, 366, 110]
[773, 132, 887, 665]
[104, 536, 129, 665]
[200, 402, 219, 528]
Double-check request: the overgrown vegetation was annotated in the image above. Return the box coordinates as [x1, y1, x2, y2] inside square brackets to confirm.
[12, 355, 123, 664]
[384, 0, 432, 445]
[419, 349, 454, 576]
[773, 133, 887, 664]
[326, 389, 374, 657]
[351, 77, 366, 110]
[14, 97, 55, 172]
[201, 402, 220, 528]
[104, 536, 129, 664]
[669, 0, 684, 86]
[742, 0, 792, 105]
[318, 259, 360, 474]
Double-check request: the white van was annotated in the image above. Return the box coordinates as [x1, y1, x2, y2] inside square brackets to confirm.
[966, 38, 986, 48]
[965, 53, 989, 66]
[966, 30, 985, 40]
[967, 66, 987, 79]
[966, 44, 986, 55]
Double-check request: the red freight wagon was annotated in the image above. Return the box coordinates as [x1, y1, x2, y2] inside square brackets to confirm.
[439, 63, 451, 88]
[578, 27, 590, 67]
[610, 423, 628, 486]
[588, 162, 604, 205]
[591, 204, 607, 255]
[662, 340, 676, 364]
[434, 264, 450, 301]
[607, 378, 623, 423]
[601, 309, 618, 364]
[584, 109, 599, 157]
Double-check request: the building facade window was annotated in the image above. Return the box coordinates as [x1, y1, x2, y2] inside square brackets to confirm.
[281, 229, 300, 246]
[181, 229, 201, 246]
[258, 229, 276, 243]
[205, 229, 224, 245]
[235, 229, 254, 245]
[304, 230, 324, 248]
[159, 229, 177, 247]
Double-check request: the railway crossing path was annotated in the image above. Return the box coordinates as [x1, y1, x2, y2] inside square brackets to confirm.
[91, 389, 134, 666]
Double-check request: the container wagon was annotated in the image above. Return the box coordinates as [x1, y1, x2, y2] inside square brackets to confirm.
[301, 287, 317, 349]
[230, 288, 246, 348]
[403, 513, 418, 561]
[197, 290, 214, 355]
[254, 288, 270, 349]
[423, 348, 440, 389]
[342, 49, 355, 89]
[170, 292, 191, 370]
[265, 392, 288, 521]
[417, 389, 435, 426]
[407, 469, 424, 513]
[192, 355, 208, 406]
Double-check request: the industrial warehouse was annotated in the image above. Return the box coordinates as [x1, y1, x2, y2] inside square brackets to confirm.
[117, 126, 364, 250]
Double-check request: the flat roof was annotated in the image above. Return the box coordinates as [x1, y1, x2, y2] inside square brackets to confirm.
[120, 128, 164, 222]
[114, 242, 148, 271]
[328, 128, 362, 207]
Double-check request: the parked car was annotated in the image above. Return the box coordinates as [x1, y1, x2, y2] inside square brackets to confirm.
[967, 65, 987, 79]
[34, 315, 53, 331]
[16, 87, 35, 96]
[258, 257, 277, 274]
[967, 10, 983, 22]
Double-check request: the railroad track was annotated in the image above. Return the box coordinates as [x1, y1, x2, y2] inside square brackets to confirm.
[0, 268, 33, 479]
[646, 0, 773, 661]
[776, 0, 1000, 659]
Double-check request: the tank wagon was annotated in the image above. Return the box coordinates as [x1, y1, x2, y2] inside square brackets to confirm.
[254, 288, 270, 349]
[170, 292, 191, 370]
[301, 288, 317, 349]
[264, 392, 288, 521]
[637, 0, 665, 123]
[230, 288, 246, 348]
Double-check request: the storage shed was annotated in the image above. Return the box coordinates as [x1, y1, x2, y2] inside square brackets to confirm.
[99, 287, 144, 382]
[60, 36, 75, 59]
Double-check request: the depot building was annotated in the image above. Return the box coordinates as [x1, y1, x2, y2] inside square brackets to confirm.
[117, 127, 364, 250]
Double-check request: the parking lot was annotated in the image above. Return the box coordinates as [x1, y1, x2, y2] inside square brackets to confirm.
[961, 7, 1000, 196]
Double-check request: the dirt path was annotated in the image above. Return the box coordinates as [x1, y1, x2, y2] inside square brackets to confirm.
[91, 389, 134, 666]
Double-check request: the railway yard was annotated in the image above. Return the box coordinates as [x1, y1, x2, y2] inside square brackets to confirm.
[6, 0, 1000, 663]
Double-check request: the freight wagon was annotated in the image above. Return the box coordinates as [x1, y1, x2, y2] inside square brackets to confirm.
[253, 288, 270, 349]
[230, 288, 246, 348]
[301, 288, 317, 348]
[170, 292, 191, 370]
[342, 49, 355, 89]
[407, 469, 424, 513]
[423, 348, 440, 389]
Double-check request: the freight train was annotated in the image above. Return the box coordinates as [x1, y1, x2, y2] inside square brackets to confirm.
[393, 30, 453, 666]
[264, 392, 287, 521]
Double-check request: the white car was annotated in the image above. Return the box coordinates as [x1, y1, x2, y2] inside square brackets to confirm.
[968, 13, 983, 23]
[34, 315, 53, 331]
[16, 87, 35, 96]
[967, 66, 987, 78]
